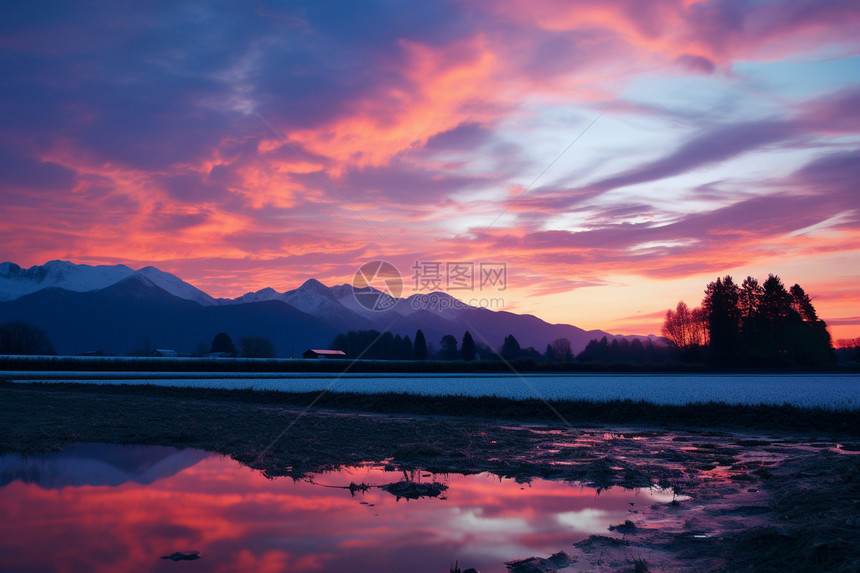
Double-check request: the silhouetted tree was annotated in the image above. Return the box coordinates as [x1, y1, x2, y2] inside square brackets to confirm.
[759, 274, 793, 326]
[460, 331, 476, 361]
[380, 331, 395, 359]
[401, 335, 414, 360]
[440, 334, 458, 360]
[577, 338, 598, 361]
[661, 302, 707, 360]
[500, 334, 521, 360]
[739, 276, 763, 320]
[0, 321, 55, 355]
[550, 337, 573, 362]
[331, 332, 349, 355]
[414, 330, 428, 360]
[696, 273, 833, 366]
[629, 338, 646, 361]
[577, 335, 671, 363]
[239, 336, 276, 358]
[662, 301, 693, 349]
[210, 332, 236, 355]
[331, 330, 395, 359]
[596, 336, 610, 360]
[790, 284, 818, 322]
[544, 343, 556, 362]
[703, 276, 741, 365]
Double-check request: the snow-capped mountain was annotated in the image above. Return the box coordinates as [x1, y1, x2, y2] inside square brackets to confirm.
[0, 260, 135, 300]
[280, 278, 340, 315]
[0, 260, 658, 355]
[133, 266, 217, 306]
[0, 261, 216, 305]
[227, 287, 282, 304]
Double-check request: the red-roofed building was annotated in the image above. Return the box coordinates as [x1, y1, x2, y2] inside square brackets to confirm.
[302, 348, 347, 359]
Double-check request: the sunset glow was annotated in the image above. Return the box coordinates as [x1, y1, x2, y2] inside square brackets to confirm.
[1, 1, 858, 337]
[0, 449, 671, 573]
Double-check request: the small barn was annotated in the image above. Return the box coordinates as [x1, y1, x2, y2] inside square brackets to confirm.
[302, 349, 347, 359]
[152, 349, 179, 357]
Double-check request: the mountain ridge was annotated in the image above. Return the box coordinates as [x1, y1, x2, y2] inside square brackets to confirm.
[0, 260, 661, 355]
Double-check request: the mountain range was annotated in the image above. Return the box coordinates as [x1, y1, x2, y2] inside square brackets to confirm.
[0, 443, 210, 488]
[0, 261, 659, 356]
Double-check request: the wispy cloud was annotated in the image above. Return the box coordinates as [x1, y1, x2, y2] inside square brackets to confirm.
[1, 0, 859, 337]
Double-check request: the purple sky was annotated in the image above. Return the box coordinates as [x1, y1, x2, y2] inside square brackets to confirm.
[1, 0, 858, 338]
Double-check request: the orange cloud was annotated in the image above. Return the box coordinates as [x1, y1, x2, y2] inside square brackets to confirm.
[280, 36, 503, 171]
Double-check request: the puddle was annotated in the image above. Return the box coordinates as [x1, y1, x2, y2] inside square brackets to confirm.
[0, 443, 681, 573]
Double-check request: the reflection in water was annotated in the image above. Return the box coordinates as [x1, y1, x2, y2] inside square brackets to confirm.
[0, 443, 210, 488]
[0, 444, 675, 573]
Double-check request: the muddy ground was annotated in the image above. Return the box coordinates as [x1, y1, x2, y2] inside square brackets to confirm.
[1, 382, 858, 572]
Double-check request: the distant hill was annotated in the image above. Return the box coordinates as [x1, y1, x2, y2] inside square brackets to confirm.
[0, 260, 660, 356]
[0, 275, 339, 356]
[0, 443, 210, 488]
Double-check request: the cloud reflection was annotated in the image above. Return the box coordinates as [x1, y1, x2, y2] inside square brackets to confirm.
[0, 446, 672, 573]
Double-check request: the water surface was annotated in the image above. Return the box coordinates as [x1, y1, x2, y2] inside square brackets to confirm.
[0, 443, 674, 573]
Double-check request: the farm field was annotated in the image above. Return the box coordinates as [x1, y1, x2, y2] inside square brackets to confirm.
[1, 381, 858, 571]
[3, 371, 859, 409]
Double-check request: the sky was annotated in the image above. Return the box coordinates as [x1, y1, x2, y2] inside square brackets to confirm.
[1, 0, 859, 340]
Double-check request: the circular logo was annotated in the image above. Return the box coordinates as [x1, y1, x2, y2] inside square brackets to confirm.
[352, 260, 403, 311]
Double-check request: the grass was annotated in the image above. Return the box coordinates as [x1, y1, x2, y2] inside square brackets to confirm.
[2, 380, 858, 435]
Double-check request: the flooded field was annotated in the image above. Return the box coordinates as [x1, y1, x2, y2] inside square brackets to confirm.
[1, 382, 859, 571]
[0, 443, 680, 573]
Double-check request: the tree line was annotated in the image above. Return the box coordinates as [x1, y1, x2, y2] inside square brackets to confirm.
[330, 329, 506, 361]
[662, 274, 834, 367]
[328, 329, 666, 363]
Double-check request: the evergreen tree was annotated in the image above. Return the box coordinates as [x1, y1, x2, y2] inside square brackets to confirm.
[414, 329, 428, 360]
[739, 276, 763, 320]
[596, 336, 610, 361]
[703, 276, 741, 365]
[376, 331, 391, 359]
[401, 335, 414, 360]
[500, 334, 521, 360]
[330, 333, 349, 355]
[700, 274, 833, 366]
[330, 330, 388, 358]
[577, 338, 599, 361]
[759, 274, 793, 326]
[460, 331, 476, 361]
[790, 284, 818, 322]
[629, 338, 646, 361]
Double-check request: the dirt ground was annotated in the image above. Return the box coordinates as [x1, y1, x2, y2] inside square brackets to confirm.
[1, 382, 858, 572]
